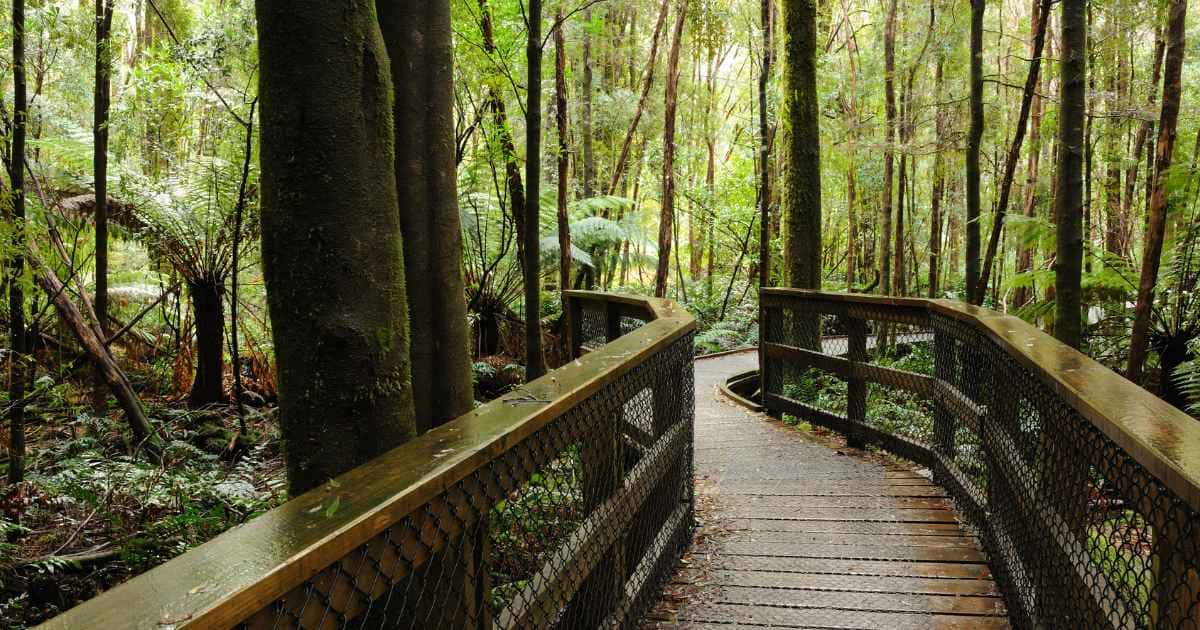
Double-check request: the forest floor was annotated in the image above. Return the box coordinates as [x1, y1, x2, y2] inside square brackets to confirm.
[0, 378, 284, 627]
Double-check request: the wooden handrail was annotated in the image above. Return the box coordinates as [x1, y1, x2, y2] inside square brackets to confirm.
[762, 287, 1200, 512]
[39, 292, 695, 630]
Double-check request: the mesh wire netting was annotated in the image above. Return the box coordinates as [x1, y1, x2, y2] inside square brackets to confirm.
[237, 303, 693, 630]
[761, 293, 1200, 630]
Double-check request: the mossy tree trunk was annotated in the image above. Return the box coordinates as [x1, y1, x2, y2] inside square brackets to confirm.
[782, 0, 821, 291]
[377, 1, 475, 431]
[256, 0, 416, 496]
[524, 0, 546, 380]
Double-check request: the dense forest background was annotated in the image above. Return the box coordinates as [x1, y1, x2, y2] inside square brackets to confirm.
[0, 0, 1198, 624]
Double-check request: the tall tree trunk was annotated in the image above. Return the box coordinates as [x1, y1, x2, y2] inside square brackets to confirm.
[965, 0, 985, 302]
[782, 0, 821, 290]
[7, 0, 28, 484]
[188, 278, 225, 406]
[524, 0, 547, 379]
[378, 0, 475, 432]
[847, 161, 858, 290]
[758, 0, 773, 290]
[1103, 33, 1125, 260]
[1015, 10, 1047, 309]
[554, 8, 572, 298]
[581, 8, 595, 199]
[975, 0, 1051, 303]
[1054, 0, 1087, 349]
[94, 0, 114, 331]
[655, 0, 687, 297]
[256, 0, 417, 495]
[609, 0, 671, 194]
[880, 0, 897, 295]
[896, 91, 907, 296]
[929, 51, 945, 298]
[1128, 0, 1186, 381]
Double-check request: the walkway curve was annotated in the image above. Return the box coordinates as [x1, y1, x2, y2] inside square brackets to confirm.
[650, 351, 1010, 629]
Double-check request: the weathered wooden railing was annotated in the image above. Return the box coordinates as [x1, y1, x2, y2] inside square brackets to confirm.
[41, 292, 695, 630]
[760, 289, 1200, 629]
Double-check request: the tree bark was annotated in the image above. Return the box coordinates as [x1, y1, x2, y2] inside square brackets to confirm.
[1128, 0, 1186, 381]
[554, 8, 572, 298]
[609, 0, 670, 194]
[974, 0, 1051, 303]
[256, 0, 417, 495]
[524, 0, 547, 379]
[782, 0, 821, 291]
[655, 0, 687, 297]
[7, 0, 28, 484]
[1054, 0, 1087, 349]
[378, 1, 475, 432]
[965, 0, 984, 302]
[1122, 30, 1166, 251]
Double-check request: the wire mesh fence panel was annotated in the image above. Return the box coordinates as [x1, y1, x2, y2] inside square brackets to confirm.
[41, 293, 694, 630]
[759, 289, 1200, 630]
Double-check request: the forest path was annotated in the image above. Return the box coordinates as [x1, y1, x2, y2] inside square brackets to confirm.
[648, 350, 1010, 629]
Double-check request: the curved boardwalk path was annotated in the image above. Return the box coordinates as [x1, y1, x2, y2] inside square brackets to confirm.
[649, 351, 1009, 629]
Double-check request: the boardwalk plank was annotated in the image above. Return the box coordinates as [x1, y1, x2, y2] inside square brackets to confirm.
[649, 352, 1009, 629]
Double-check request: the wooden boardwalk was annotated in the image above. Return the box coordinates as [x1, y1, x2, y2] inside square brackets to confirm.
[650, 351, 1009, 629]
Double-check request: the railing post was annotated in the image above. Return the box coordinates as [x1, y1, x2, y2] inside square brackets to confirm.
[566, 294, 583, 358]
[846, 317, 868, 450]
[605, 301, 622, 342]
[932, 329, 956, 458]
[564, 342, 625, 626]
[760, 302, 781, 418]
[1150, 497, 1200, 626]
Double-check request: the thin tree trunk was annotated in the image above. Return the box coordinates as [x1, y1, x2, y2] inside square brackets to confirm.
[609, 0, 670, 194]
[30, 252, 161, 454]
[479, 0, 527, 265]
[1128, 0, 1186, 381]
[965, 0, 985, 302]
[1015, 9, 1047, 309]
[256, 0, 417, 495]
[1122, 30, 1166, 247]
[929, 50, 945, 298]
[881, 0, 897, 295]
[554, 8, 572, 298]
[7, 0, 28, 484]
[975, 0, 1051, 303]
[229, 102, 256, 431]
[655, 0, 687, 297]
[581, 8, 595, 199]
[1054, 0, 1087, 349]
[524, 0, 546, 379]
[758, 0, 773, 290]
[378, 0, 475, 431]
[94, 0, 114, 331]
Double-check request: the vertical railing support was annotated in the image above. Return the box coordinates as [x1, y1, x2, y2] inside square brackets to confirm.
[566, 294, 583, 358]
[933, 330, 956, 458]
[605, 301, 622, 343]
[846, 317, 868, 450]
